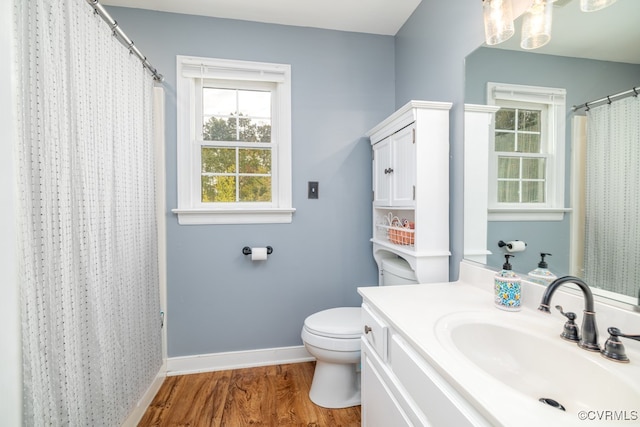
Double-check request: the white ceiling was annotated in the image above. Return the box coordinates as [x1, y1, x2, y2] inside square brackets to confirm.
[100, 0, 422, 36]
[101, 0, 640, 64]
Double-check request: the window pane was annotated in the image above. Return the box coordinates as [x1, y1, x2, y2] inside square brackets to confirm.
[495, 132, 515, 152]
[239, 176, 271, 202]
[239, 148, 271, 174]
[202, 88, 272, 143]
[522, 181, 545, 203]
[203, 88, 236, 116]
[522, 158, 545, 180]
[518, 133, 541, 153]
[498, 157, 520, 179]
[498, 181, 520, 203]
[202, 147, 236, 173]
[202, 117, 236, 142]
[495, 109, 516, 130]
[238, 117, 271, 143]
[238, 90, 271, 118]
[201, 175, 236, 202]
[518, 109, 541, 132]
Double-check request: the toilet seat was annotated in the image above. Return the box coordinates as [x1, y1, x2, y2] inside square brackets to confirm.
[303, 307, 361, 339]
[302, 307, 362, 352]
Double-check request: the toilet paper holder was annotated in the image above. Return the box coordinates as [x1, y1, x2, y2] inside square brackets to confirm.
[242, 246, 273, 255]
[498, 240, 527, 251]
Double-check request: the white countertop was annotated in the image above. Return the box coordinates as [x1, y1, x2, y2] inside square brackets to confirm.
[358, 261, 640, 427]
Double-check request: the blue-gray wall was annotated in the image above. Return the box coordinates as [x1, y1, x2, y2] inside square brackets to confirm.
[108, 8, 393, 357]
[394, 0, 486, 280]
[111, 2, 636, 358]
[466, 47, 640, 275]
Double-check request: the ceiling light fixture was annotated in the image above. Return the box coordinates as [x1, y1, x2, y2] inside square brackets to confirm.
[483, 0, 515, 45]
[580, 0, 617, 12]
[521, 0, 553, 49]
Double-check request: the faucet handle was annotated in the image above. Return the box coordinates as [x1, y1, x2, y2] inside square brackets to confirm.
[555, 305, 579, 342]
[601, 327, 640, 363]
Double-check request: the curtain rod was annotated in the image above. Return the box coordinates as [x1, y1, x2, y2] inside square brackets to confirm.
[572, 85, 639, 112]
[86, 0, 164, 82]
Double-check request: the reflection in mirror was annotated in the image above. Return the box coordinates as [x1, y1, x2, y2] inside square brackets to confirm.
[464, 0, 640, 307]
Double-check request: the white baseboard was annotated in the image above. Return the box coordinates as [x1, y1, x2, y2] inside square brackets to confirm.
[167, 345, 314, 376]
[121, 362, 167, 427]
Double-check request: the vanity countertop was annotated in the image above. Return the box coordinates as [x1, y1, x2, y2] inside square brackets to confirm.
[358, 261, 640, 427]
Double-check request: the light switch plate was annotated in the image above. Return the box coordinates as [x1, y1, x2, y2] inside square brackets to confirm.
[308, 181, 319, 199]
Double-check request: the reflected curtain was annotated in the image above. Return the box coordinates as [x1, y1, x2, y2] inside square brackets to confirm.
[584, 96, 640, 298]
[15, 0, 162, 425]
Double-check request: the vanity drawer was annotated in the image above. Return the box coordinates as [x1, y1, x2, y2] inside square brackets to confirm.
[362, 303, 389, 362]
[390, 334, 489, 427]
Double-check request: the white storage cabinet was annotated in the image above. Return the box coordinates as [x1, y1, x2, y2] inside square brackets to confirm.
[367, 101, 452, 284]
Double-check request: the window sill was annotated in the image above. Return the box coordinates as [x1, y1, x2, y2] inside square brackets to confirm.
[488, 208, 571, 222]
[172, 207, 296, 225]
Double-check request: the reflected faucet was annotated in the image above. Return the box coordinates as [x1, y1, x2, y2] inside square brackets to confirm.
[538, 276, 600, 351]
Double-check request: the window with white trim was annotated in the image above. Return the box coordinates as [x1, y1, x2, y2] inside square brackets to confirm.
[487, 82, 568, 221]
[173, 56, 294, 224]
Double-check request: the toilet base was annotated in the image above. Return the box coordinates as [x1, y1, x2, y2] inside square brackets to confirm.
[308, 360, 361, 409]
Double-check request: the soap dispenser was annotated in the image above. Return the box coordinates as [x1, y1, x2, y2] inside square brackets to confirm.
[528, 253, 557, 286]
[494, 254, 522, 311]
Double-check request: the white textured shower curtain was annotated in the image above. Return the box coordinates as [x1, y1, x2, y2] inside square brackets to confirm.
[15, 0, 162, 425]
[584, 96, 640, 298]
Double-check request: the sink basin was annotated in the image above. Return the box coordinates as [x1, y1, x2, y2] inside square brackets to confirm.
[436, 311, 640, 414]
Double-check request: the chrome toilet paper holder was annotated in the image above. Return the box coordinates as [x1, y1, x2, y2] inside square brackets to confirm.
[242, 246, 273, 255]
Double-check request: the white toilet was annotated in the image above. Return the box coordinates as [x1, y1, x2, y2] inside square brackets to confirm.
[301, 256, 417, 408]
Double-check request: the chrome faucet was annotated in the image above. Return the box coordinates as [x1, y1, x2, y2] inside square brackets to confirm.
[538, 276, 600, 351]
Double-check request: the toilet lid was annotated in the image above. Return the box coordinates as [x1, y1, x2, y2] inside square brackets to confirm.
[304, 307, 361, 339]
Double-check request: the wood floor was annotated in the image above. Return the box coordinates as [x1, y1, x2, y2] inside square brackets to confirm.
[138, 362, 361, 426]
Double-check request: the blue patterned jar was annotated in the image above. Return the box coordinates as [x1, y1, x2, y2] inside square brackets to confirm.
[494, 254, 522, 311]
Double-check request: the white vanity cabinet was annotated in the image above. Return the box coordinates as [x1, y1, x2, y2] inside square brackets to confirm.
[361, 302, 489, 427]
[366, 101, 452, 284]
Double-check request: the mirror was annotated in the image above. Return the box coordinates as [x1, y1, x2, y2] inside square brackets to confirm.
[464, 0, 640, 307]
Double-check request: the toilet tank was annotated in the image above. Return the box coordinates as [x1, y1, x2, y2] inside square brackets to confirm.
[381, 257, 418, 286]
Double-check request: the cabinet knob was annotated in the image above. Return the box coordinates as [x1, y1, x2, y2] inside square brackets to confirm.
[384, 168, 394, 174]
[364, 325, 372, 334]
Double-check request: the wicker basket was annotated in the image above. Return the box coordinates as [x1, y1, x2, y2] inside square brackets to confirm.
[388, 222, 415, 245]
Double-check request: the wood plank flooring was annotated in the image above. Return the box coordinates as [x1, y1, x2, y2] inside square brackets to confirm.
[138, 362, 361, 426]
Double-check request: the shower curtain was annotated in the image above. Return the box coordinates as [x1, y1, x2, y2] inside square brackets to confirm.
[583, 95, 640, 298]
[15, 0, 162, 425]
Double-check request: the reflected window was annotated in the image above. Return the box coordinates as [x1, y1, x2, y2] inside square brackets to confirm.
[494, 106, 546, 204]
[487, 82, 567, 221]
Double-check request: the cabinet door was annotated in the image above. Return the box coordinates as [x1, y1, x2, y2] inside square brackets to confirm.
[362, 347, 413, 427]
[390, 126, 416, 207]
[372, 138, 392, 206]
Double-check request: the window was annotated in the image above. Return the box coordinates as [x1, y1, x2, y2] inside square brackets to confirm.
[487, 82, 568, 221]
[173, 56, 294, 224]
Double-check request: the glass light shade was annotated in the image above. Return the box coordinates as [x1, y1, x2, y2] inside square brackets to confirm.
[521, 0, 553, 50]
[580, 0, 617, 12]
[483, 0, 515, 46]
